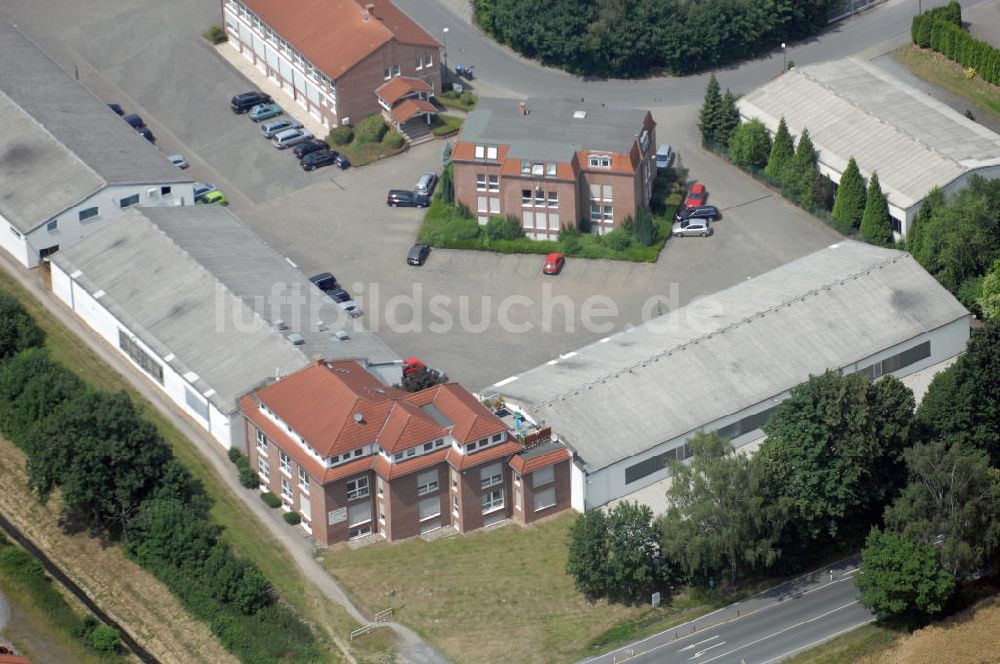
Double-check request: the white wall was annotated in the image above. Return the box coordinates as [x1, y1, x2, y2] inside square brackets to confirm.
[0, 215, 30, 267]
[570, 459, 586, 512]
[51, 260, 237, 449]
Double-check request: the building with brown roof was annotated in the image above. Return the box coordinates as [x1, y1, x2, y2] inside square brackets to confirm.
[222, 0, 440, 130]
[241, 360, 571, 543]
[451, 97, 657, 239]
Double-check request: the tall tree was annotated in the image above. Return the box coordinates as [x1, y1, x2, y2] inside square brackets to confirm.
[0, 348, 82, 443]
[857, 528, 955, 620]
[728, 118, 772, 171]
[716, 89, 741, 146]
[831, 157, 867, 232]
[885, 439, 1000, 579]
[758, 372, 914, 542]
[860, 172, 894, 245]
[788, 128, 821, 208]
[566, 509, 611, 599]
[660, 432, 785, 584]
[764, 117, 794, 183]
[605, 502, 675, 603]
[698, 74, 722, 145]
[0, 292, 44, 361]
[907, 186, 944, 265]
[977, 258, 1000, 319]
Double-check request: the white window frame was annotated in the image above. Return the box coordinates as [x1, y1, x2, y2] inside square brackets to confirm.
[280, 476, 293, 502]
[347, 476, 370, 501]
[415, 57, 423, 71]
[486, 145, 498, 160]
[78, 206, 99, 223]
[419, 495, 441, 521]
[383, 67, 392, 81]
[119, 194, 140, 209]
[534, 485, 557, 512]
[46, 220, 58, 233]
[256, 431, 268, 455]
[475, 145, 485, 159]
[476, 174, 487, 191]
[547, 191, 558, 207]
[279, 449, 292, 476]
[545, 162, 557, 177]
[482, 489, 504, 514]
[480, 463, 503, 489]
[602, 184, 613, 202]
[348, 501, 371, 528]
[488, 174, 500, 191]
[258, 458, 270, 482]
[298, 466, 310, 493]
[424, 54, 433, 68]
[417, 470, 439, 496]
[533, 465, 555, 487]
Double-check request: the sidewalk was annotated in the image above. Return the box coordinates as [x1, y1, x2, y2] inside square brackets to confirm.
[0, 254, 449, 664]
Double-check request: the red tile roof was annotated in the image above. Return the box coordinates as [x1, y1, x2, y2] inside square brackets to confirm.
[575, 150, 636, 175]
[240, 0, 439, 81]
[446, 440, 524, 471]
[378, 400, 448, 454]
[510, 447, 571, 474]
[450, 140, 510, 164]
[372, 448, 449, 480]
[405, 383, 508, 443]
[376, 76, 434, 105]
[389, 98, 438, 124]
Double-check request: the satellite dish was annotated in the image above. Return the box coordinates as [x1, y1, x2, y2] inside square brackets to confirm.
[353, 413, 364, 424]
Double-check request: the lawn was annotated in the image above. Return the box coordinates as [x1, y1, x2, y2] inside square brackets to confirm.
[321, 512, 707, 664]
[437, 89, 478, 111]
[430, 113, 463, 137]
[0, 271, 392, 663]
[893, 44, 1000, 122]
[782, 623, 896, 664]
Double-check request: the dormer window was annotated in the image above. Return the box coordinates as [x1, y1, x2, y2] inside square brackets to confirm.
[588, 155, 612, 169]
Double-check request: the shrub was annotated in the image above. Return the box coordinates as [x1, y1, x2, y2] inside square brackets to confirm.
[604, 228, 633, 251]
[329, 125, 354, 146]
[354, 115, 388, 145]
[485, 215, 523, 241]
[238, 465, 260, 489]
[0, 291, 45, 361]
[227, 447, 243, 463]
[283, 511, 302, 525]
[89, 625, 120, 652]
[382, 129, 405, 150]
[260, 492, 281, 508]
[203, 26, 227, 45]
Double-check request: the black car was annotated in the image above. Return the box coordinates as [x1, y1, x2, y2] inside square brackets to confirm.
[407, 243, 431, 266]
[327, 288, 351, 303]
[123, 113, 145, 129]
[674, 205, 720, 222]
[231, 91, 273, 114]
[301, 150, 339, 171]
[309, 272, 338, 292]
[137, 127, 155, 143]
[107, 103, 124, 116]
[334, 154, 351, 170]
[387, 189, 430, 208]
[293, 140, 331, 159]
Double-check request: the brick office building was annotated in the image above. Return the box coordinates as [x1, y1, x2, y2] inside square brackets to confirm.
[451, 97, 657, 239]
[241, 360, 570, 544]
[222, 0, 440, 129]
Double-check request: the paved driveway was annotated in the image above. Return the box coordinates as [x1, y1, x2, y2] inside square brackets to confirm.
[0, 0, 841, 390]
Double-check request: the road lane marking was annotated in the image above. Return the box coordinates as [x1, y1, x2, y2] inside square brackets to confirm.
[757, 618, 877, 664]
[689, 641, 726, 659]
[678, 636, 719, 652]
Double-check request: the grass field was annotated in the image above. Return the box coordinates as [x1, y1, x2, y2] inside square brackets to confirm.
[783, 623, 897, 664]
[893, 44, 1000, 122]
[0, 271, 394, 663]
[322, 512, 719, 664]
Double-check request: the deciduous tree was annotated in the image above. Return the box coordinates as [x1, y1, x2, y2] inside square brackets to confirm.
[831, 157, 867, 232]
[857, 528, 955, 619]
[977, 258, 1000, 319]
[860, 172, 894, 245]
[566, 509, 611, 599]
[728, 119, 772, 171]
[0, 292, 44, 361]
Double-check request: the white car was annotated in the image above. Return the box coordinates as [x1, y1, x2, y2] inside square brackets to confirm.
[338, 300, 364, 319]
[260, 118, 303, 139]
[167, 154, 189, 169]
[271, 127, 313, 149]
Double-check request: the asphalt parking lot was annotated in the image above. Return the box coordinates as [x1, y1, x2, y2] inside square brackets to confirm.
[0, 0, 841, 391]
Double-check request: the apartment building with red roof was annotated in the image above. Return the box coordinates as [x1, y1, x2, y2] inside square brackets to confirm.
[221, 0, 440, 130]
[451, 97, 657, 239]
[241, 360, 570, 543]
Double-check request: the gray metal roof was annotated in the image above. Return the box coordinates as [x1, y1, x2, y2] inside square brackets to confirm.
[0, 19, 188, 233]
[52, 207, 400, 416]
[495, 241, 969, 472]
[460, 97, 648, 161]
[736, 58, 1000, 211]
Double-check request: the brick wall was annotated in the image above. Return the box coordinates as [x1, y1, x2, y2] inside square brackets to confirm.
[337, 41, 439, 126]
[521, 460, 571, 525]
[384, 463, 449, 541]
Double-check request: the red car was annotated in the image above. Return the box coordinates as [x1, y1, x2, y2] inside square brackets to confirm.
[684, 182, 707, 208]
[543, 252, 566, 275]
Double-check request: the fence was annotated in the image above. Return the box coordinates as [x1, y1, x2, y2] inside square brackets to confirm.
[828, 0, 889, 23]
[349, 607, 394, 640]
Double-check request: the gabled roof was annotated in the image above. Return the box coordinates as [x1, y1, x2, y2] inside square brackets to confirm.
[240, 0, 439, 81]
[378, 400, 448, 454]
[389, 98, 437, 124]
[376, 76, 434, 105]
[510, 442, 571, 474]
[0, 19, 188, 233]
[407, 383, 508, 443]
[446, 441, 524, 471]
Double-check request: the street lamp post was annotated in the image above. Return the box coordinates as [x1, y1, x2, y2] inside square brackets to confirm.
[781, 42, 787, 74]
[442, 27, 450, 89]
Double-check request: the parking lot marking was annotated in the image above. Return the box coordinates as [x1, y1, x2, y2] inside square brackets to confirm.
[493, 376, 519, 387]
[285, 257, 298, 268]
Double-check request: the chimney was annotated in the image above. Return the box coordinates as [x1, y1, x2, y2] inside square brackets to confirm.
[518, 101, 527, 117]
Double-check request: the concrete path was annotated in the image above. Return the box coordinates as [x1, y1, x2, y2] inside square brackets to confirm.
[0, 587, 9, 634]
[0, 252, 448, 664]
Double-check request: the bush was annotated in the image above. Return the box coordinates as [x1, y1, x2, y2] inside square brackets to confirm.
[203, 25, 227, 45]
[227, 447, 243, 463]
[0, 291, 45, 361]
[604, 228, 633, 251]
[354, 115, 388, 145]
[260, 492, 282, 508]
[89, 624, 120, 652]
[283, 511, 302, 525]
[238, 464, 260, 489]
[329, 125, 354, 146]
[485, 215, 524, 241]
[382, 129, 405, 150]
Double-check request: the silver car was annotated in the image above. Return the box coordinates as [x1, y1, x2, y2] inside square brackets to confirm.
[671, 218, 713, 237]
[271, 127, 313, 149]
[261, 118, 303, 139]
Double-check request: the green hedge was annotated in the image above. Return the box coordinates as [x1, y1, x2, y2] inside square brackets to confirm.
[329, 125, 354, 146]
[912, 2, 1000, 85]
[261, 492, 282, 508]
[354, 115, 388, 145]
[203, 25, 227, 45]
[283, 512, 302, 525]
[437, 90, 477, 111]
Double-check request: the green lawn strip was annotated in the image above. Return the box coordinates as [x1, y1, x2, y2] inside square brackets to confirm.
[782, 622, 898, 664]
[0, 271, 386, 663]
[437, 91, 477, 111]
[328, 133, 406, 168]
[0, 535, 121, 663]
[431, 114, 463, 137]
[893, 44, 1000, 122]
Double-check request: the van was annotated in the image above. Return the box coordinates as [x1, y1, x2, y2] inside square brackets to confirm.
[414, 171, 438, 196]
[655, 144, 673, 169]
[271, 128, 312, 149]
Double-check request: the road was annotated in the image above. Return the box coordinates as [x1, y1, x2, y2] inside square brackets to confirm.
[584, 558, 874, 664]
[395, 0, 990, 104]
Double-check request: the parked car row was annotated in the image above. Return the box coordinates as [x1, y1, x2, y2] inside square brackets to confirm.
[309, 272, 363, 318]
[672, 181, 717, 238]
[387, 171, 438, 208]
[108, 102, 154, 143]
[232, 91, 350, 171]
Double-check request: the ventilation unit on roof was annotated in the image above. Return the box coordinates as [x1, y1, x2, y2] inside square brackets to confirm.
[287, 332, 305, 345]
[572, 110, 587, 119]
[317, 321, 327, 332]
[353, 412, 364, 424]
[333, 330, 349, 341]
[275, 319, 288, 330]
